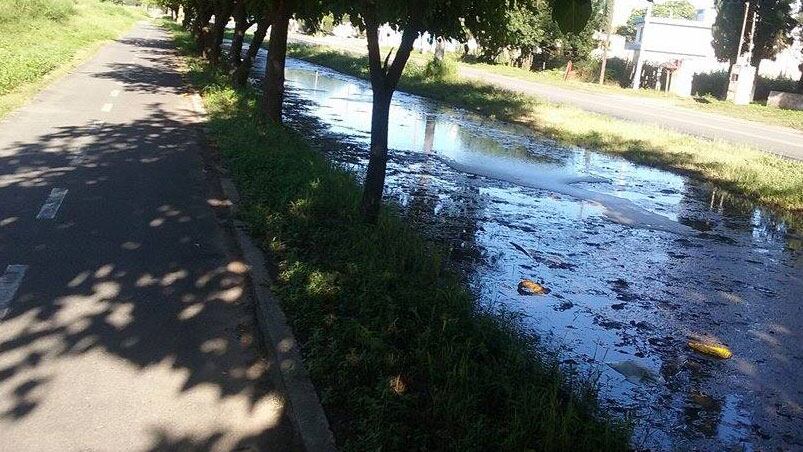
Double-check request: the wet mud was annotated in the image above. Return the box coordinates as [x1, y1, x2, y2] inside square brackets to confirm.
[250, 50, 803, 450]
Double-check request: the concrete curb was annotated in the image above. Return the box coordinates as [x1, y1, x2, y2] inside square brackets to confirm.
[230, 216, 337, 452]
[191, 92, 336, 452]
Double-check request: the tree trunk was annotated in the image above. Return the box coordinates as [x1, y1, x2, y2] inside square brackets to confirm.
[359, 20, 418, 222]
[360, 87, 392, 222]
[202, 24, 215, 59]
[798, 63, 803, 94]
[181, 5, 192, 28]
[261, 0, 290, 123]
[229, 0, 248, 67]
[209, 0, 234, 66]
[231, 13, 270, 87]
[192, 7, 213, 54]
[434, 37, 445, 61]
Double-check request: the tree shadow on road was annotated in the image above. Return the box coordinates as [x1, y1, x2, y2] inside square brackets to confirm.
[0, 29, 301, 451]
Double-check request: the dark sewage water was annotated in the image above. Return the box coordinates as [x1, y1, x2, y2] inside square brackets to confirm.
[251, 47, 803, 450]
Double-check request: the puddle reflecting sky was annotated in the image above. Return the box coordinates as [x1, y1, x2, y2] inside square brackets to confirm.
[261, 53, 803, 450]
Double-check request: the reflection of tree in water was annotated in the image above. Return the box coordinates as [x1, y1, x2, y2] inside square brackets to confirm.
[400, 115, 488, 270]
[452, 119, 566, 166]
[675, 179, 797, 245]
[682, 389, 723, 438]
[285, 106, 488, 273]
[423, 115, 436, 154]
[289, 63, 570, 169]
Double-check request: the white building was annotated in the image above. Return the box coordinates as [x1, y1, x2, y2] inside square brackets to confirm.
[626, 14, 728, 95]
[619, 0, 802, 94]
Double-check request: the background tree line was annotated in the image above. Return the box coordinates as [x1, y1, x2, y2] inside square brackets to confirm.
[153, 0, 593, 221]
[616, 0, 697, 40]
[711, 0, 801, 91]
[152, 0, 800, 220]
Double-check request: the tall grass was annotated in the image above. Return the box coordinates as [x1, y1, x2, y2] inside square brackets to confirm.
[0, 0, 143, 115]
[166, 21, 630, 451]
[287, 44, 803, 218]
[0, 0, 76, 23]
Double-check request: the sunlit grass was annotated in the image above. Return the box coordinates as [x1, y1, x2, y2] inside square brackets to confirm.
[287, 44, 803, 216]
[0, 0, 144, 118]
[166, 20, 630, 451]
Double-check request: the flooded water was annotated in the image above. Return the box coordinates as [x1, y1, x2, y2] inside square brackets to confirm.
[251, 48, 803, 449]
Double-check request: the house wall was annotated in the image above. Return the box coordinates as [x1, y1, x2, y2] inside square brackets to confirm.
[630, 16, 802, 80]
[625, 3, 802, 81]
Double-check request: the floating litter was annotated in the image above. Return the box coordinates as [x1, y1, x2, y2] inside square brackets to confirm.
[517, 279, 550, 295]
[688, 340, 733, 359]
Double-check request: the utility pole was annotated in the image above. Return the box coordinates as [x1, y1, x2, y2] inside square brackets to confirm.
[598, 0, 615, 84]
[631, 0, 654, 89]
[735, 1, 750, 63]
[747, 7, 757, 60]
[726, 0, 758, 104]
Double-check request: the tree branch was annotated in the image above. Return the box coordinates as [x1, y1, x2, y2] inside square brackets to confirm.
[383, 47, 394, 71]
[363, 4, 385, 85]
[385, 27, 418, 89]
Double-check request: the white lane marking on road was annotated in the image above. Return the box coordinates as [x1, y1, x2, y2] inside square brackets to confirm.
[36, 188, 68, 220]
[110, 89, 120, 97]
[101, 103, 114, 112]
[0, 265, 28, 320]
[70, 119, 105, 165]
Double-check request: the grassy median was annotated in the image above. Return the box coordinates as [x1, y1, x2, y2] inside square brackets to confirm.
[166, 21, 628, 451]
[0, 0, 144, 118]
[456, 60, 803, 132]
[287, 44, 803, 218]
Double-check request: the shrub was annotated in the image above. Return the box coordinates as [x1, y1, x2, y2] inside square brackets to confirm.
[604, 58, 633, 87]
[755, 76, 798, 100]
[691, 70, 728, 98]
[423, 56, 458, 81]
[573, 58, 632, 87]
[692, 70, 799, 102]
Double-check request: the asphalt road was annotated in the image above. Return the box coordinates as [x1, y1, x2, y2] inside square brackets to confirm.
[290, 33, 803, 161]
[0, 22, 298, 451]
[459, 67, 803, 161]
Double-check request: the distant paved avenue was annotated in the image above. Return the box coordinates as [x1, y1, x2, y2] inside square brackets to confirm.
[0, 22, 298, 451]
[459, 66, 803, 161]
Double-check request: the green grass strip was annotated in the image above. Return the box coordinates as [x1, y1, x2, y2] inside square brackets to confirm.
[0, 0, 144, 118]
[165, 21, 629, 451]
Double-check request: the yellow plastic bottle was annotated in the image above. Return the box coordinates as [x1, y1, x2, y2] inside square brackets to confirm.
[688, 340, 733, 359]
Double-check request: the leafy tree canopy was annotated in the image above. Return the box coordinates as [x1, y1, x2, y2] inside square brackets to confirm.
[616, 0, 697, 39]
[471, 0, 554, 61]
[712, 0, 797, 66]
[471, 0, 601, 64]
